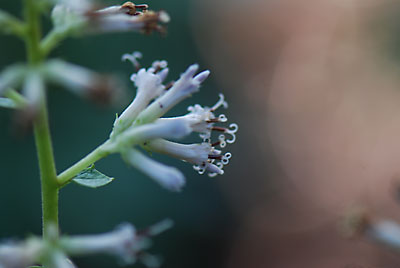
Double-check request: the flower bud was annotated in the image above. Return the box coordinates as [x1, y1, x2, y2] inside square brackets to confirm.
[0, 238, 42, 268]
[43, 60, 122, 105]
[60, 221, 171, 265]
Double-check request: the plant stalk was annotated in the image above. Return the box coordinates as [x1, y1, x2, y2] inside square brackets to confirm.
[57, 142, 111, 187]
[24, 0, 59, 238]
[34, 101, 59, 238]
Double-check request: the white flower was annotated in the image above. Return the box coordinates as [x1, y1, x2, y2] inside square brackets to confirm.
[50, 4, 87, 32]
[44, 60, 99, 93]
[53, 0, 94, 13]
[61, 221, 172, 265]
[47, 251, 77, 268]
[44, 59, 119, 104]
[142, 94, 237, 176]
[51, 1, 169, 35]
[61, 223, 137, 261]
[22, 70, 45, 113]
[157, 94, 238, 142]
[123, 148, 185, 192]
[144, 139, 229, 176]
[0, 238, 42, 268]
[113, 52, 169, 135]
[134, 64, 210, 125]
[90, 7, 169, 34]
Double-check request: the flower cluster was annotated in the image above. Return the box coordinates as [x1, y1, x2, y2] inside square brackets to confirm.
[108, 52, 238, 191]
[0, 220, 172, 268]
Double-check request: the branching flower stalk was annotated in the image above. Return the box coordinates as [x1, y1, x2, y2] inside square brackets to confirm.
[0, 0, 237, 267]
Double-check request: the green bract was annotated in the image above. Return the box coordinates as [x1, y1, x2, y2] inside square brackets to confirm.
[72, 165, 114, 189]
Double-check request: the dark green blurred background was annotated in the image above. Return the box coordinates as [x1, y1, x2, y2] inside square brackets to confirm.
[0, 1, 238, 267]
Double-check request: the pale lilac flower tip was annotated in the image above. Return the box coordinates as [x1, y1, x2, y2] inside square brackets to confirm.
[194, 70, 210, 83]
[183, 64, 199, 78]
[158, 68, 169, 82]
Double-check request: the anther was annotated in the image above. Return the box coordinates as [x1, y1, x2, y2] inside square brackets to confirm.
[121, 2, 149, 16]
[208, 154, 222, 160]
[121, 2, 137, 15]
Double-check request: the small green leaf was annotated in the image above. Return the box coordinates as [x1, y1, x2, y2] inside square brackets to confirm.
[72, 165, 114, 188]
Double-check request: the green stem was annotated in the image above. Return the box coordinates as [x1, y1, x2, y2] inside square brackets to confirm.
[57, 141, 111, 187]
[24, 0, 58, 238]
[40, 29, 65, 58]
[34, 99, 59, 237]
[5, 89, 28, 108]
[24, 0, 42, 64]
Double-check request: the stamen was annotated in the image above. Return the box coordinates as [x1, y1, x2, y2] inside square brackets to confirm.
[208, 154, 222, 160]
[149, 60, 168, 74]
[225, 123, 238, 144]
[210, 93, 228, 112]
[218, 134, 227, 148]
[221, 152, 232, 165]
[208, 162, 224, 177]
[212, 126, 226, 132]
[193, 165, 206, 175]
[122, 51, 142, 71]
[152, 60, 168, 69]
[211, 141, 221, 147]
[206, 118, 220, 123]
[228, 123, 238, 133]
[218, 114, 227, 122]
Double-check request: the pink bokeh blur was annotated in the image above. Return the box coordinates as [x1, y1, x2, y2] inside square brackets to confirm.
[193, 0, 400, 267]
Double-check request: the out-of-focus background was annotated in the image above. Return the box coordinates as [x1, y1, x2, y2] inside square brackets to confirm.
[3, 0, 400, 267]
